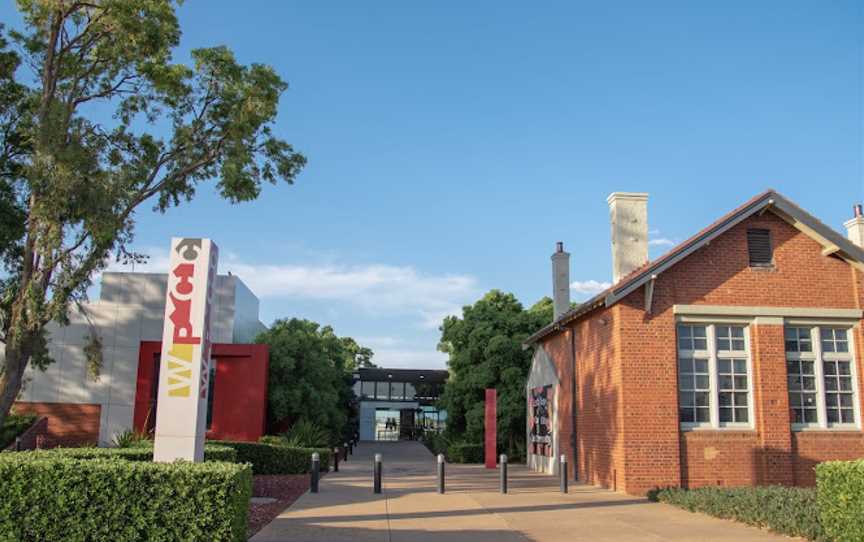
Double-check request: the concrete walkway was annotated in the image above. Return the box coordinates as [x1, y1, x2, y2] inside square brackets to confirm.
[251, 441, 796, 542]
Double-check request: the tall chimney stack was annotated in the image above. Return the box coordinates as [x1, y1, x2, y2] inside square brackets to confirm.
[551, 241, 570, 321]
[844, 204, 864, 248]
[607, 192, 649, 283]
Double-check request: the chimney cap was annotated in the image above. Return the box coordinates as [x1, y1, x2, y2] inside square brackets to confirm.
[854, 204, 863, 218]
[607, 192, 649, 204]
[556, 241, 564, 253]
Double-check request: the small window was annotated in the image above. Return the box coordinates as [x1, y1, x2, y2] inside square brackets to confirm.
[747, 228, 773, 267]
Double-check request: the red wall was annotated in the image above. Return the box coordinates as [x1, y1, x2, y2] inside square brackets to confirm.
[12, 402, 101, 447]
[134, 341, 269, 442]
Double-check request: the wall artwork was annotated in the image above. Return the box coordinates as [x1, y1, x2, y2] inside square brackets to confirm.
[529, 385, 553, 457]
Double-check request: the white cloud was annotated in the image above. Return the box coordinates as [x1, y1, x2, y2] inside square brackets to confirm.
[570, 279, 611, 296]
[648, 238, 675, 247]
[106, 247, 479, 331]
[370, 348, 448, 369]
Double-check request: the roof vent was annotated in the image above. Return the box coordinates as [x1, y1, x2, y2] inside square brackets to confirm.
[747, 228, 773, 266]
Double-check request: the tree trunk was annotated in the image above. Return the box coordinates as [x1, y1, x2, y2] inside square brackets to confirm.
[0, 337, 31, 430]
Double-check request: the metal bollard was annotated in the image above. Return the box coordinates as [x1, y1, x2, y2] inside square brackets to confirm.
[14, 437, 21, 452]
[437, 453, 446, 494]
[500, 454, 508, 494]
[348, 441, 354, 455]
[333, 447, 340, 472]
[373, 453, 383, 494]
[560, 454, 568, 493]
[343, 443, 349, 462]
[311, 453, 320, 493]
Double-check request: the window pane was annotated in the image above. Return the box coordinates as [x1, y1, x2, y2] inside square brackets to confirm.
[695, 408, 710, 422]
[734, 408, 748, 422]
[404, 383, 416, 400]
[680, 408, 694, 423]
[362, 381, 375, 398]
[719, 408, 732, 422]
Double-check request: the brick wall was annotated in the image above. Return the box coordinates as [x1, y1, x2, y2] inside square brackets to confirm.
[540, 210, 864, 495]
[547, 305, 626, 490]
[12, 402, 101, 447]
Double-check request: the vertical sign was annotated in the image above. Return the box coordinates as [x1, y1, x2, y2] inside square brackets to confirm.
[529, 385, 553, 457]
[484, 388, 497, 469]
[153, 238, 218, 463]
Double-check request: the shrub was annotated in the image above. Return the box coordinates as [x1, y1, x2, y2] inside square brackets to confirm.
[0, 453, 251, 541]
[650, 485, 824, 541]
[211, 439, 331, 475]
[44, 443, 238, 463]
[111, 428, 152, 448]
[280, 420, 331, 448]
[817, 459, 864, 542]
[446, 442, 484, 464]
[0, 413, 37, 449]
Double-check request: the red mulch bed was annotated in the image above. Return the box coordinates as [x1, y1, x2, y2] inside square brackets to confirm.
[247, 474, 310, 538]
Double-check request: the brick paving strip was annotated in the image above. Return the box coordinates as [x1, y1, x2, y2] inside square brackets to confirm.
[247, 475, 312, 538]
[250, 442, 799, 542]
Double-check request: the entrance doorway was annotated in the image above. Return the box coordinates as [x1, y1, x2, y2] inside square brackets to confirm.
[374, 408, 419, 441]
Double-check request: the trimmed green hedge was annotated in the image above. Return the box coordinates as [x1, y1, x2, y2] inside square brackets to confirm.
[446, 442, 484, 464]
[817, 459, 864, 542]
[43, 443, 238, 463]
[0, 413, 37, 449]
[211, 439, 331, 475]
[0, 453, 251, 541]
[648, 485, 824, 541]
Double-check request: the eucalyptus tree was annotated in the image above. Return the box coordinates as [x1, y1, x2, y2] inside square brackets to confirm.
[0, 0, 306, 427]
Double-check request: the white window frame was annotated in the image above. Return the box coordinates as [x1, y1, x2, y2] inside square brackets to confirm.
[677, 322, 755, 431]
[787, 324, 861, 432]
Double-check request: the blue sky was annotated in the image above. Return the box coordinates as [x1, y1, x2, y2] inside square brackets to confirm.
[3, 1, 863, 368]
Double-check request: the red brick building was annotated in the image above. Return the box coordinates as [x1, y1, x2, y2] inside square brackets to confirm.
[525, 190, 864, 495]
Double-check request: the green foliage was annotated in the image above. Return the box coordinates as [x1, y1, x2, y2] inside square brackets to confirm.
[438, 291, 552, 459]
[0, 453, 251, 542]
[111, 428, 151, 448]
[446, 442, 484, 464]
[0, 412, 36, 449]
[0, 0, 305, 428]
[816, 459, 864, 542]
[649, 486, 825, 541]
[255, 319, 371, 441]
[211, 439, 331, 475]
[280, 419, 332, 448]
[44, 443, 238, 463]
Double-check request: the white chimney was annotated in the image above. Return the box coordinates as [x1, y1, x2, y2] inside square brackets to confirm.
[551, 241, 570, 321]
[607, 192, 649, 283]
[845, 204, 864, 248]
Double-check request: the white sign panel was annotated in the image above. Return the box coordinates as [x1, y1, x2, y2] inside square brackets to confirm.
[153, 238, 218, 462]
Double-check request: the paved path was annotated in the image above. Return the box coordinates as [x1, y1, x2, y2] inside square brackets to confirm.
[251, 441, 795, 542]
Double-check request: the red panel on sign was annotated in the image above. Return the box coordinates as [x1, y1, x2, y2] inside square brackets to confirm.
[485, 388, 497, 469]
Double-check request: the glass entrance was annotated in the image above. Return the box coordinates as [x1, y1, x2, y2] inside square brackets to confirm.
[375, 409, 400, 441]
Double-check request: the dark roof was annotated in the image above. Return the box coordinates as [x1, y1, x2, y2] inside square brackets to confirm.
[524, 189, 864, 346]
[356, 367, 448, 384]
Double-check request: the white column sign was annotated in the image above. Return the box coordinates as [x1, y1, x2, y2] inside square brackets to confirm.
[153, 238, 218, 462]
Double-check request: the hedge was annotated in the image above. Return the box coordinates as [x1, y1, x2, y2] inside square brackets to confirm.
[446, 442, 484, 464]
[42, 443, 238, 463]
[817, 459, 864, 542]
[0, 453, 251, 542]
[210, 440, 332, 475]
[648, 485, 824, 541]
[0, 413, 37, 449]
